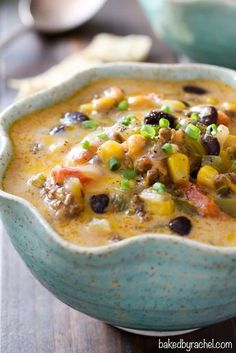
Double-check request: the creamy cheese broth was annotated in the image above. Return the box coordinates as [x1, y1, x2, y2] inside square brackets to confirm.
[3, 78, 236, 247]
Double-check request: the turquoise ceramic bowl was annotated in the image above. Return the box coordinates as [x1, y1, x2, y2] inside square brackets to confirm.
[138, 0, 236, 69]
[1, 63, 236, 333]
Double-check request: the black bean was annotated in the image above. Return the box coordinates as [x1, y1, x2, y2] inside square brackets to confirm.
[201, 134, 220, 155]
[192, 105, 217, 126]
[49, 125, 65, 135]
[90, 194, 109, 214]
[168, 216, 192, 236]
[190, 159, 202, 179]
[60, 111, 89, 126]
[143, 110, 175, 127]
[183, 85, 208, 95]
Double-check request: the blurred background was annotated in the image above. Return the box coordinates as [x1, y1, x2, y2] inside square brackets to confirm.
[0, 0, 180, 109]
[1, 0, 235, 111]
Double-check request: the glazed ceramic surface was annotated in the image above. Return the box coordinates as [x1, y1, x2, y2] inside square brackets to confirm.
[138, 0, 236, 69]
[1, 63, 236, 331]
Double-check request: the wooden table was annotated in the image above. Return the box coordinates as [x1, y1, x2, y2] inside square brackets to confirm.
[0, 0, 235, 351]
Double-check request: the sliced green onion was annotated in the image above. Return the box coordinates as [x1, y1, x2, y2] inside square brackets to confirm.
[159, 118, 170, 128]
[122, 169, 137, 180]
[140, 124, 156, 139]
[120, 178, 130, 189]
[117, 100, 129, 111]
[185, 123, 200, 140]
[82, 120, 98, 129]
[121, 114, 135, 126]
[152, 182, 166, 193]
[175, 123, 181, 130]
[179, 119, 188, 127]
[206, 123, 218, 136]
[191, 112, 199, 122]
[161, 143, 173, 154]
[97, 132, 108, 140]
[81, 140, 90, 150]
[108, 157, 121, 171]
[161, 105, 171, 113]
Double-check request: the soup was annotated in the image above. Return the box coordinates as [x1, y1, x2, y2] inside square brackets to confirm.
[3, 78, 236, 247]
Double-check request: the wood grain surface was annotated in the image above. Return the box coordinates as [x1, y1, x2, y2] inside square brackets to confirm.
[0, 0, 236, 352]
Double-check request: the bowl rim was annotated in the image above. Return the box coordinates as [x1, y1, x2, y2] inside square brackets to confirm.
[1, 61, 236, 256]
[159, 0, 236, 7]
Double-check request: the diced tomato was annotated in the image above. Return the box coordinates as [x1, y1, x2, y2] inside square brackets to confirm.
[74, 149, 96, 164]
[66, 142, 100, 164]
[180, 182, 228, 219]
[52, 165, 102, 185]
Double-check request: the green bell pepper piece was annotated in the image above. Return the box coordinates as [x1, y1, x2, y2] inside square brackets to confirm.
[214, 197, 236, 218]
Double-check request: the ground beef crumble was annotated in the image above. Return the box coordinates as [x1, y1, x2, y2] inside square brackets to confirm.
[40, 177, 83, 218]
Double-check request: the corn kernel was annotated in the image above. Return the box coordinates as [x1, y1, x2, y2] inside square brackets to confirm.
[128, 95, 155, 109]
[79, 103, 93, 115]
[126, 134, 146, 159]
[97, 140, 124, 163]
[167, 153, 190, 184]
[140, 190, 175, 216]
[27, 173, 46, 188]
[223, 134, 236, 150]
[92, 97, 116, 112]
[64, 177, 83, 203]
[222, 102, 236, 112]
[103, 87, 125, 103]
[161, 100, 186, 111]
[219, 150, 232, 170]
[197, 165, 219, 189]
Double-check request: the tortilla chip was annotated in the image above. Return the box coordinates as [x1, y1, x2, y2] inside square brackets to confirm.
[83, 33, 152, 62]
[8, 33, 152, 100]
[8, 56, 101, 99]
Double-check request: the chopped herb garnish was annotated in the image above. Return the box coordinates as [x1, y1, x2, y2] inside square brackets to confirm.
[108, 157, 121, 171]
[97, 132, 108, 140]
[81, 140, 90, 150]
[153, 182, 166, 193]
[206, 123, 218, 136]
[185, 123, 200, 140]
[161, 105, 171, 113]
[161, 143, 174, 154]
[117, 100, 129, 111]
[140, 124, 156, 139]
[159, 118, 170, 128]
[121, 114, 135, 126]
[191, 112, 199, 122]
[122, 169, 137, 180]
[120, 178, 130, 189]
[82, 120, 98, 129]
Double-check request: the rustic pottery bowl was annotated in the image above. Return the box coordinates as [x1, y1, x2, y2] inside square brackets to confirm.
[1, 63, 236, 335]
[138, 0, 236, 69]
